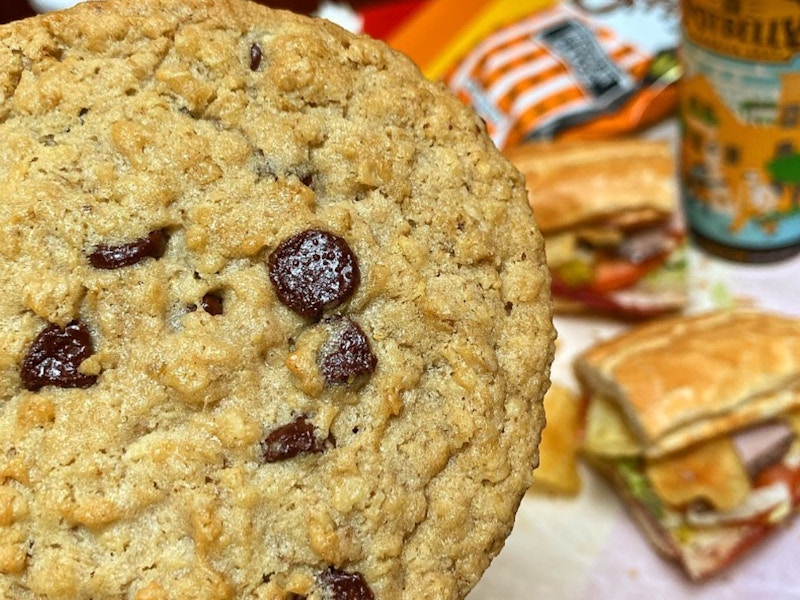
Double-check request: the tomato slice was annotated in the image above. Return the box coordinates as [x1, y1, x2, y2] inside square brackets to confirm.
[589, 255, 665, 293]
[755, 462, 800, 503]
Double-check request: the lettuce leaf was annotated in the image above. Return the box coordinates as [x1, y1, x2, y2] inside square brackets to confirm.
[617, 458, 664, 520]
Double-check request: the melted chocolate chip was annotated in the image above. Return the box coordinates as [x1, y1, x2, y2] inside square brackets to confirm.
[200, 293, 224, 316]
[250, 43, 263, 71]
[318, 567, 374, 600]
[268, 230, 359, 321]
[320, 317, 377, 385]
[261, 416, 333, 463]
[21, 321, 98, 391]
[88, 229, 168, 269]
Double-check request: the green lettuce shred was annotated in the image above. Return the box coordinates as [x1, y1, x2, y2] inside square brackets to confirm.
[616, 458, 664, 520]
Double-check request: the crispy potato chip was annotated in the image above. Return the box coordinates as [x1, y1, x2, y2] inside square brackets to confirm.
[645, 437, 751, 511]
[530, 383, 583, 496]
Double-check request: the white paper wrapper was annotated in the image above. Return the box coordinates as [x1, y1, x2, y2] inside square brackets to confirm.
[470, 246, 800, 599]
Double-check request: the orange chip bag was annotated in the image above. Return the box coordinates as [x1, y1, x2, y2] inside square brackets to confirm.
[445, 1, 680, 149]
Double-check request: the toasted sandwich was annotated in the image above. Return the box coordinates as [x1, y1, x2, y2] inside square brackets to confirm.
[506, 138, 687, 318]
[575, 309, 800, 579]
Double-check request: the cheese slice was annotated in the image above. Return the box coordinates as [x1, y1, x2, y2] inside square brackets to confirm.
[584, 393, 752, 511]
[645, 436, 751, 511]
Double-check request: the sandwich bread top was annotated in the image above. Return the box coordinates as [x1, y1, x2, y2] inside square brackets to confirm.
[575, 309, 800, 456]
[505, 138, 676, 234]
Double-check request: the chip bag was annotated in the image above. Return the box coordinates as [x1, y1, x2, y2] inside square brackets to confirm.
[443, 1, 680, 148]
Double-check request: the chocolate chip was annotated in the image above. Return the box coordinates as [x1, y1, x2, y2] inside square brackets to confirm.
[21, 321, 98, 391]
[318, 567, 374, 600]
[268, 230, 359, 321]
[88, 229, 168, 269]
[250, 43, 263, 71]
[300, 173, 314, 188]
[320, 317, 376, 385]
[200, 293, 224, 316]
[261, 415, 333, 463]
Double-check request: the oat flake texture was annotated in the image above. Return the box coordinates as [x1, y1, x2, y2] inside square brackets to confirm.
[0, 1, 555, 598]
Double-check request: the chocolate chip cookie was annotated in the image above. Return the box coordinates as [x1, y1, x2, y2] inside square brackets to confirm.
[0, 1, 554, 598]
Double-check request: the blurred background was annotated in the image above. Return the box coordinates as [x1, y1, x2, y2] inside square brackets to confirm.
[0, 1, 424, 44]
[0, 1, 379, 23]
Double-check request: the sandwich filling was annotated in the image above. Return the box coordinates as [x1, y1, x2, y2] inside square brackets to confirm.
[583, 394, 800, 579]
[546, 212, 687, 317]
[504, 137, 687, 317]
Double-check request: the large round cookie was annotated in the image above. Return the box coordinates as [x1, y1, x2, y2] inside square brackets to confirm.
[0, 1, 555, 598]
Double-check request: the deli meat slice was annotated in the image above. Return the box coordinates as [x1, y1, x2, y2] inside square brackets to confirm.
[732, 421, 795, 480]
